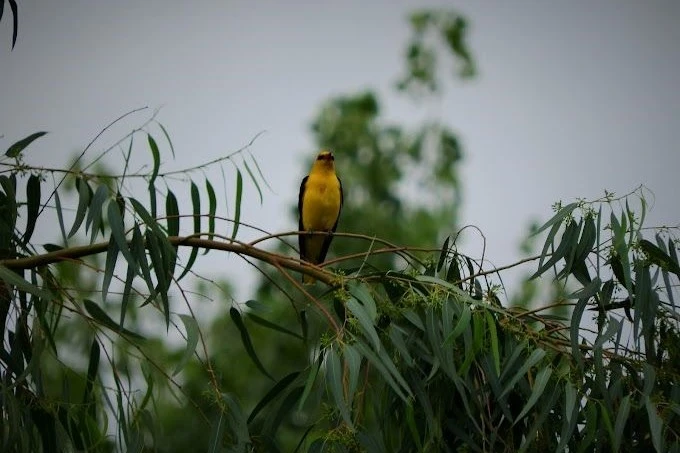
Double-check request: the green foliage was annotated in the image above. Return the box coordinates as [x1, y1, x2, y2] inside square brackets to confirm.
[2, 7, 679, 453]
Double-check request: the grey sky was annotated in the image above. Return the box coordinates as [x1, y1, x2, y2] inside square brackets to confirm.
[1, 1, 679, 301]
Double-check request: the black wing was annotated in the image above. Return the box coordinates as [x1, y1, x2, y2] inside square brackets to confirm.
[298, 176, 309, 261]
[316, 175, 343, 264]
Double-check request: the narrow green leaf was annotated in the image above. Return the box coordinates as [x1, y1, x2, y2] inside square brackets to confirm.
[205, 178, 217, 243]
[68, 178, 91, 238]
[5, 131, 47, 157]
[173, 314, 200, 376]
[148, 184, 157, 219]
[444, 303, 471, 345]
[485, 311, 500, 376]
[101, 236, 119, 302]
[83, 299, 144, 340]
[22, 174, 41, 244]
[346, 297, 381, 351]
[532, 220, 581, 278]
[165, 190, 179, 237]
[107, 200, 136, 272]
[353, 339, 411, 401]
[565, 276, 601, 300]
[0, 265, 52, 299]
[157, 122, 176, 158]
[82, 338, 100, 406]
[148, 134, 160, 187]
[229, 307, 273, 380]
[248, 371, 300, 424]
[437, 236, 450, 273]
[640, 238, 680, 278]
[54, 190, 68, 245]
[298, 350, 323, 411]
[348, 282, 377, 322]
[532, 202, 578, 236]
[344, 344, 362, 399]
[645, 397, 663, 453]
[119, 247, 136, 328]
[130, 223, 154, 297]
[388, 325, 414, 367]
[247, 313, 304, 340]
[230, 169, 243, 240]
[326, 347, 354, 429]
[514, 366, 552, 424]
[500, 348, 546, 398]
[242, 159, 263, 204]
[87, 184, 109, 244]
[613, 395, 630, 451]
[178, 182, 201, 280]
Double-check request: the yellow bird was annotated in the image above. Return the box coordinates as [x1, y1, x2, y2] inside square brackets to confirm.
[298, 151, 343, 284]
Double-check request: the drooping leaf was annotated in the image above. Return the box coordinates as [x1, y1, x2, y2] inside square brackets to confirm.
[230, 169, 243, 240]
[173, 314, 200, 376]
[22, 174, 41, 244]
[165, 190, 180, 237]
[247, 371, 300, 424]
[107, 200, 137, 272]
[205, 178, 217, 245]
[68, 177, 91, 238]
[147, 134, 160, 187]
[229, 307, 273, 380]
[513, 366, 553, 424]
[326, 347, 354, 429]
[83, 299, 144, 340]
[5, 131, 47, 157]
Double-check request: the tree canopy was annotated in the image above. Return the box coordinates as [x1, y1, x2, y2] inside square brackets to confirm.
[1, 6, 679, 453]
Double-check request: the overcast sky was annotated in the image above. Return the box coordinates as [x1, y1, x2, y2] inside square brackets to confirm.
[1, 1, 679, 302]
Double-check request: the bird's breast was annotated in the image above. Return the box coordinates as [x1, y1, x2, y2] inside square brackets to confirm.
[301, 174, 341, 231]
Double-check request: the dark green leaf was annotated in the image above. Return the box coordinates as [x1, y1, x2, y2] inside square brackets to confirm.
[165, 190, 179, 237]
[83, 299, 144, 340]
[22, 174, 41, 244]
[53, 190, 67, 245]
[640, 238, 680, 278]
[5, 131, 47, 157]
[437, 236, 450, 273]
[0, 265, 52, 300]
[514, 366, 552, 424]
[82, 338, 100, 407]
[68, 177, 91, 238]
[247, 313, 304, 340]
[148, 134, 160, 187]
[248, 371, 300, 424]
[298, 350, 323, 411]
[86, 184, 109, 244]
[229, 307, 273, 380]
[107, 200, 136, 272]
[242, 158, 263, 204]
[101, 236, 118, 302]
[230, 170, 243, 240]
[326, 347, 353, 429]
[346, 297, 381, 351]
[173, 314, 200, 376]
[178, 182, 201, 280]
[532, 202, 578, 236]
[205, 178, 217, 244]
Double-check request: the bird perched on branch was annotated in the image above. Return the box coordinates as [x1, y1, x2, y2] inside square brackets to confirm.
[298, 151, 343, 284]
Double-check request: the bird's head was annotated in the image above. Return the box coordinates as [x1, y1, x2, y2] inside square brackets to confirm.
[312, 150, 336, 172]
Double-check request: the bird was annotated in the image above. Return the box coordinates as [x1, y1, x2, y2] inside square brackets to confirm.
[298, 150, 343, 284]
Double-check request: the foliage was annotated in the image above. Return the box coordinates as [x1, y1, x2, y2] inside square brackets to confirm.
[1, 117, 679, 452]
[3, 6, 680, 453]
